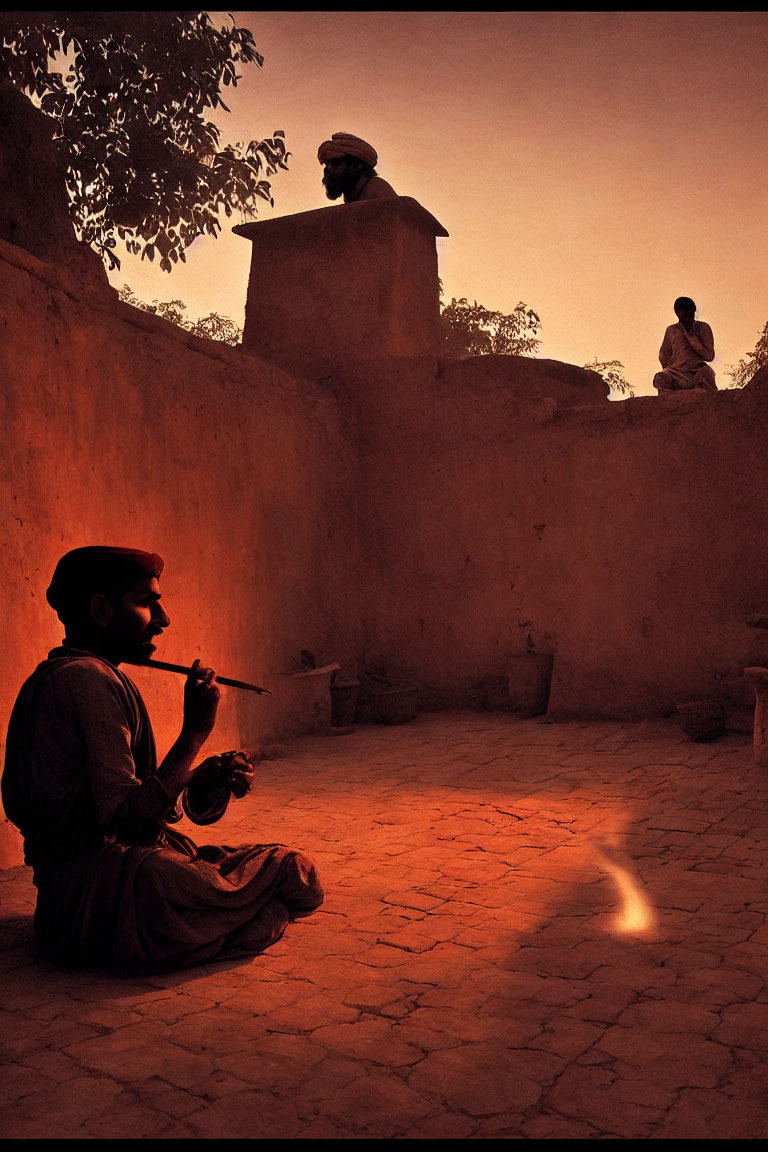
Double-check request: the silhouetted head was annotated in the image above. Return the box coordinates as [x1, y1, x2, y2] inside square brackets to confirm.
[317, 132, 378, 201]
[47, 546, 169, 663]
[674, 297, 697, 328]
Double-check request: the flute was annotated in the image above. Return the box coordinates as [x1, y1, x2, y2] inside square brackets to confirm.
[129, 659, 271, 695]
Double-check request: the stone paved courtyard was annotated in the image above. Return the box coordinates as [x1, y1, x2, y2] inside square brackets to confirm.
[2, 711, 768, 1139]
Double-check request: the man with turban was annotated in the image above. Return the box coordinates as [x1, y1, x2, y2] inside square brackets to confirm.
[317, 132, 398, 204]
[2, 546, 323, 974]
[653, 297, 717, 393]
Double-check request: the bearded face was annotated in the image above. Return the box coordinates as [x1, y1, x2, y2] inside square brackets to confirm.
[322, 157, 363, 201]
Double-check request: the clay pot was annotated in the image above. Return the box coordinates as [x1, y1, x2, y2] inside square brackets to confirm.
[506, 652, 554, 716]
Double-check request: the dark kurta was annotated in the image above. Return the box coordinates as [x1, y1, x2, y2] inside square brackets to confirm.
[2, 648, 323, 973]
[344, 174, 398, 202]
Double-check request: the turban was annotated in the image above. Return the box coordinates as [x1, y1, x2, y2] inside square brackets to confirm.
[317, 132, 378, 168]
[46, 546, 164, 621]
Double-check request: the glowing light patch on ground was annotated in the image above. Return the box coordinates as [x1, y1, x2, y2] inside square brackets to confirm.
[594, 846, 656, 937]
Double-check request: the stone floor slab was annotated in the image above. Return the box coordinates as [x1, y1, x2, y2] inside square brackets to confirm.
[1, 713, 767, 1138]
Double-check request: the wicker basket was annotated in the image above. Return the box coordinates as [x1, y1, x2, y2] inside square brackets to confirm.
[367, 678, 418, 724]
[676, 700, 725, 742]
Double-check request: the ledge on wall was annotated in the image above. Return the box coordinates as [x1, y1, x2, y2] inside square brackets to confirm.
[233, 196, 449, 379]
[437, 355, 610, 407]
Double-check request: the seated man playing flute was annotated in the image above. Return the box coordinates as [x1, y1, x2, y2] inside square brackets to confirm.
[2, 545, 323, 974]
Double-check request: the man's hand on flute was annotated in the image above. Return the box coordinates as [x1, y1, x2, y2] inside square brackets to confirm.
[182, 658, 220, 744]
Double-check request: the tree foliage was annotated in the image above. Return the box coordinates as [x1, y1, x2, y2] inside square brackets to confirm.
[582, 357, 634, 397]
[118, 284, 242, 346]
[0, 11, 288, 272]
[440, 294, 541, 358]
[726, 320, 768, 388]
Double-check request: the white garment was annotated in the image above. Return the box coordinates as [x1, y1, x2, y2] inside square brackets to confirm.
[658, 320, 715, 388]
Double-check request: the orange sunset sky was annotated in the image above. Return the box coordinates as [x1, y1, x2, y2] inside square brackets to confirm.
[110, 10, 768, 396]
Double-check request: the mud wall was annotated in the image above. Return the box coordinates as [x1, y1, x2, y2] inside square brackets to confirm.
[0, 239, 363, 866]
[341, 355, 768, 720]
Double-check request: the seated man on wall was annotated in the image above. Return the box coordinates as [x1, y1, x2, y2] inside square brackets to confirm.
[653, 296, 717, 392]
[2, 546, 323, 974]
[318, 131, 398, 203]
